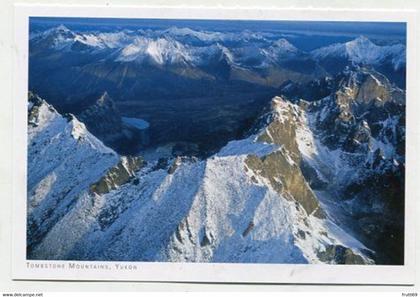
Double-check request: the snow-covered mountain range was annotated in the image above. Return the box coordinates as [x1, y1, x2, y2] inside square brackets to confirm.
[26, 92, 368, 263]
[311, 35, 405, 70]
[27, 65, 404, 264]
[30, 25, 405, 71]
[28, 25, 406, 155]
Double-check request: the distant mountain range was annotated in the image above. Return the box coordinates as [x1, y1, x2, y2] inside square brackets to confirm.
[30, 25, 405, 72]
[29, 25, 406, 155]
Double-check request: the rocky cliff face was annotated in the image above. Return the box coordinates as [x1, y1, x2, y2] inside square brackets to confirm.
[246, 98, 324, 218]
[293, 68, 405, 264]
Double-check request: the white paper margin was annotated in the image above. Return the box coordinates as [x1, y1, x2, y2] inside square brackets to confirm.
[12, 4, 417, 284]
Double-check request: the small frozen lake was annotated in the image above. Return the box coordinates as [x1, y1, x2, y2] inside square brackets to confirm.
[122, 117, 150, 130]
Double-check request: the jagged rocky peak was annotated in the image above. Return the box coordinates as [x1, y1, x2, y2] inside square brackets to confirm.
[269, 38, 299, 56]
[74, 91, 150, 155]
[338, 67, 403, 104]
[28, 91, 57, 126]
[96, 91, 114, 107]
[345, 35, 376, 56]
[303, 68, 405, 173]
[52, 24, 72, 33]
[28, 92, 43, 124]
[30, 24, 77, 51]
[76, 92, 127, 149]
[310, 36, 406, 88]
[283, 69, 405, 264]
[27, 91, 119, 167]
[77, 91, 122, 137]
[244, 96, 324, 218]
[308, 68, 405, 152]
[28, 92, 87, 141]
[258, 96, 303, 158]
[28, 90, 42, 106]
[45, 24, 75, 39]
[66, 114, 89, 140]
[78, 91, 120, 123]
[311, 35, 405, 66]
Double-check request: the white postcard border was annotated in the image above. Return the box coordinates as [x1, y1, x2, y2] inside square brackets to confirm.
[12, 4, 417, 284]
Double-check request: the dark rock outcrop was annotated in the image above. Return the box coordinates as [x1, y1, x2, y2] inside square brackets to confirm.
[90, 156, 145, 195]
[317, 245, 367, 264]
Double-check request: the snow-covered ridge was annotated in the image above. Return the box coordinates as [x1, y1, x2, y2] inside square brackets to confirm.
[311, 36, 406, 70]
[27, 93, 120, 253]
[116, 36, 193, 64]
[113, 35, 299, 66]
[162, 26, 268, 43]
[30, 24, 133, 51]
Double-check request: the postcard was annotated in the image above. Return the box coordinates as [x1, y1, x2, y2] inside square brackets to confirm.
[12, 4, 417, 284]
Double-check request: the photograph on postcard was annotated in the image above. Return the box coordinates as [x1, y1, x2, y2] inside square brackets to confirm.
[25, 16, 406, 266]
